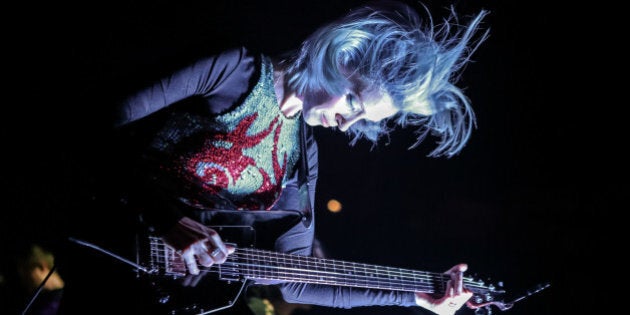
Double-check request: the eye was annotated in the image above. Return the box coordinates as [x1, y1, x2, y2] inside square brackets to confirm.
[345, 93, 362, 113]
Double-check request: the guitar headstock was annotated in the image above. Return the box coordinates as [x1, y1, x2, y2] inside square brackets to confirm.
[465, 276, 512, 315]
[465, 276, 551, 315]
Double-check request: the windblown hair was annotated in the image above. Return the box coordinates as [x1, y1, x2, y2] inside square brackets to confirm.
[283, 0, 489, 157]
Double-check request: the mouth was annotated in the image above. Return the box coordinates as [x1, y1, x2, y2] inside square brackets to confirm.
[321, 114, 329, 127]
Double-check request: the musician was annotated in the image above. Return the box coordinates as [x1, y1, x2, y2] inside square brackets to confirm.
[2, 242, 65, 315]
[64, 1, 489, 314]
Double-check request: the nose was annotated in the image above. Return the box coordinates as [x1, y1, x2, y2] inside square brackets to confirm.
[326, 95, 364, 131]
[324, 95, 364, 132]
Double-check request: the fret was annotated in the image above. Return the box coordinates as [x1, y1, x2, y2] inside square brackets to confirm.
[243, 248, 249, 278]
[304, 254, 310, 281]
[372, 264, 380, 287]
[272, 251, 278, 280]
[281, 255, 291, 276]
[263, 251, 270, 279]
[352, 261, 358, 287]
[253, 249, 260, 279]
[332, 259, 338, 285]
[360, 262, 368, 288]
[341, 260, 349, 286]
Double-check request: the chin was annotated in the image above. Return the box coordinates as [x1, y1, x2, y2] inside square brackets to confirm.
[303, 115, 320, 127]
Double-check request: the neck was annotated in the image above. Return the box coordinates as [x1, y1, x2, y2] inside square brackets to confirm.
[273, 65, 302, 118]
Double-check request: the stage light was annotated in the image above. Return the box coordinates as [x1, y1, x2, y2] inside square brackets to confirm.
[327, 199, 342, 213]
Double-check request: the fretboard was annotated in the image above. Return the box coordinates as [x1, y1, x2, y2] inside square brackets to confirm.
[149, 237, 493, 295]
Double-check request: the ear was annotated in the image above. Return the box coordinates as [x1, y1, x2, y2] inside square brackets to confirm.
[32, 264, 49, 278]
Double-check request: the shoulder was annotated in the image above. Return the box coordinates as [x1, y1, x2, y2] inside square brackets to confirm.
[196, 46, 263, 93]
[202, 46, 260, 75]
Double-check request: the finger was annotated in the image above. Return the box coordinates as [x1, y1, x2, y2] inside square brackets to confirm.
[190, 242, 213, 267]
[210, 247, 228, 264]
[197, 250, 213, 267]
[226, 244, 236, 254]
[445, 279, 454, 298]
[452, 268, 463, 295]
[207, 231, 231, 264]
[455, 274, 463, 295]
[214, 244, 236, 264]
[186, 259, 199, 275]
[207, 230, 228, 256]
[457, 263, 468, 273]
[181, 252, 199, 275]
[445, 263, 468, 274]
[455, 264, 468, 295]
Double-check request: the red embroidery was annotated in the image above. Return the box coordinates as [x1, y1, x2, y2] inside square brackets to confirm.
[178, 113, 287, 210]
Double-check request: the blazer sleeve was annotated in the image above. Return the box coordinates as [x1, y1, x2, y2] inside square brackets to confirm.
[273, 126, 418, 308]
[113, 46, 256, 128]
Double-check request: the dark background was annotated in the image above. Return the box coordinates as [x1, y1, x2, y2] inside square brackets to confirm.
[2, 0, 613, 314]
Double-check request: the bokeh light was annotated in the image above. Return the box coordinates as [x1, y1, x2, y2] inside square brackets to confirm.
[327, 199, 342, 213]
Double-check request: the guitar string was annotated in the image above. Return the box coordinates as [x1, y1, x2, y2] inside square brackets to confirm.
[150, 257, 489, 294]
[149, 246, 475, 287]
[152, 245, 440, 282]
[155, 252, 490, 294]
[147, 241, 494, 293]
[149, 246, 439, 291]
[148, 239, 439, 282]
[148, 245, 489, 291]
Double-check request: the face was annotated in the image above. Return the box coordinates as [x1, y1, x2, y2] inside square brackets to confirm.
[301, 84, 398, 132]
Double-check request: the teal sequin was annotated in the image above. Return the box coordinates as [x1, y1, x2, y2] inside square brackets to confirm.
[150, 56, 301, 210]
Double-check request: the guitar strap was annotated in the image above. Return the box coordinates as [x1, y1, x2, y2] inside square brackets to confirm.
[297, 118, 314, 226]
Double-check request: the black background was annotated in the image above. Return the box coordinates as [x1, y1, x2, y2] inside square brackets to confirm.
[2, 1, 614, 314]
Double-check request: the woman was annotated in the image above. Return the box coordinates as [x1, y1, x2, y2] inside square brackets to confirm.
[111, 1, 488, 314]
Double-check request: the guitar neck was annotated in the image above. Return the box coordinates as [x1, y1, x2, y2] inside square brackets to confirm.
[227, 247, 450, 293]
[151, 238, 492, 295]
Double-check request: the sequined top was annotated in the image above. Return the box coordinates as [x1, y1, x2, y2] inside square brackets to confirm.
[148, 55, 301, 211]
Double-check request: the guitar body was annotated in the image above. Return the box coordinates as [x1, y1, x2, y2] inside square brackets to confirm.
[134, 210, 306, 315]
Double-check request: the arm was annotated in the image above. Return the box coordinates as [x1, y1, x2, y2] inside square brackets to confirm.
[273, 129, 418, 308]
[117, 47, 257, 274]
[113, 46, 256, 127]
[276, 239, 471, 312]
[274, 127, 471, 312]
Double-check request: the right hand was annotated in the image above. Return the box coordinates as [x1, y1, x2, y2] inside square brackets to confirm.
[161, 216, 235, 276]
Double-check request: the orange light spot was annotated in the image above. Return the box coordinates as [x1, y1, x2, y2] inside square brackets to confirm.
[327, 199, 342, 213]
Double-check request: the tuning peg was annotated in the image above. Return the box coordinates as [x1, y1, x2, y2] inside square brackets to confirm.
[474, 306, 493, 315]
[484, 292, 495, 301]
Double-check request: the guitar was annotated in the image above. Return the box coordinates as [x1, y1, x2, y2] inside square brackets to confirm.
[70, 207, 551, 315]
[133, 223, 516, 315]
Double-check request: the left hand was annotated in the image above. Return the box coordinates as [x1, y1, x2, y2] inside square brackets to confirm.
[414, 263, 473, 315]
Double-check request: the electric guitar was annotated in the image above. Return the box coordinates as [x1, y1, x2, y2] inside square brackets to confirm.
[134, 225, 517, 315]
[73, 210, 548, 315]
